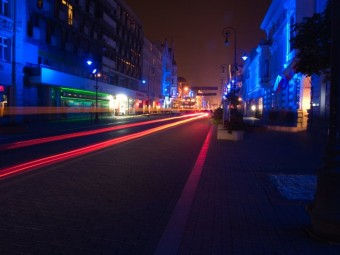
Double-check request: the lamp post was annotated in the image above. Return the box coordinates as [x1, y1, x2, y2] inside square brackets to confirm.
[94, 71, 99, 122]
[147, 79, 150, 114]
[142, 79, 149, 114]
[222, 27, 237, 77]
[222, 26, 240, 130]
[147, 68, 151, 114]
[87, 60, 99, 123]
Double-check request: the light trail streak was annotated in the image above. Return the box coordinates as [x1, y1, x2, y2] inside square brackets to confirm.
[4, 106, 109, 115]
[3, 106, 208, 115]
[0, 114, 207, 180]
[0, 113, 208, 151]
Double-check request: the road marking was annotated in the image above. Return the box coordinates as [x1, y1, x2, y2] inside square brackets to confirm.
[155, 126, 213, 255]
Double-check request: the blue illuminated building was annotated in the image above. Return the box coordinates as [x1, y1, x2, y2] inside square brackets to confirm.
[0, 0, 153, 122]
[154, 39, 177, 109]
[242, 0, 328, 130]
[141, 37, 163, 113]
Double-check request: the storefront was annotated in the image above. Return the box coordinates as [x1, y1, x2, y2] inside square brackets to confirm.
[60, 87, 113, 118]
[22, 66, 148, 120]
[0, 85, 7, 118]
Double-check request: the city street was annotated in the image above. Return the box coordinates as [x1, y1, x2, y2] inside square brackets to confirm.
[1, 116, 340, 254]
[0, 114, 207, 171]
[0, 116, 212, 254]
[1, 0, 338, 253]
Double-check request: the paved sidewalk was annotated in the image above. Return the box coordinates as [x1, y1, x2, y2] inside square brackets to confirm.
[178, 125, 340, 254]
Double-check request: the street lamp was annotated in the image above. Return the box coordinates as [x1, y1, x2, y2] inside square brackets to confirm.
[222, 27, 238, 96]
[222, 27, 237, 76]
[241, 52, 248, 61]
[87, 60, 99, 123]
[94, 70, 99, 123]
[142, 79, 150, 114]
[146, 78, 150, 114]
[143, 66, 154, 114]
[222, 27, 240, 130]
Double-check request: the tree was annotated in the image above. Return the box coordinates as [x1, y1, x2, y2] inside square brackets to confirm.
[290, 1, 331, 78]
[224, 90, 244, 131]
[306, 0, 340, 243]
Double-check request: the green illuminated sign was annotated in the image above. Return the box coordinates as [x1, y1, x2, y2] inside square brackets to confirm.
[60, 87, 109, 97]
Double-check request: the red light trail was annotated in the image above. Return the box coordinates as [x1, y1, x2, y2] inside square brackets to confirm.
[0, 114, 208, 180]
[0, 113, 207, 151]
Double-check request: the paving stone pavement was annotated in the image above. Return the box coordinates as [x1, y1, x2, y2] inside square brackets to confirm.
[178, 126, 340, 255]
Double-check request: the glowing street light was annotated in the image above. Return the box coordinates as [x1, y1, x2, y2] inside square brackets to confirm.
[242, 52, 248, 61]
[87, 60, 99, 123]
[222, 27, 237, 74]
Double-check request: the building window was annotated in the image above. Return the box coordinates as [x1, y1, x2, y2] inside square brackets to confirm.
[264, 59, 269, 77]
[0, 0, 9, 16]
[0, 36, 10, 62]
[37, 0, 43, 8]
[62, 0, 73, 25]
[27, 20, 33, 37]
[46, 21, 52, 44]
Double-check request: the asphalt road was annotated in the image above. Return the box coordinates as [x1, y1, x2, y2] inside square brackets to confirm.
[0, 115, 201, 169]
[0, 117, 212, 254]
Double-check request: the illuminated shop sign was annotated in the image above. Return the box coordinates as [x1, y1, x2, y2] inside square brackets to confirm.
[60, 88, 109, 101]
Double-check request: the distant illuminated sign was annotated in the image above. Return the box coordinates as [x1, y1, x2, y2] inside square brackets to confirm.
[0, 86, 4, 92]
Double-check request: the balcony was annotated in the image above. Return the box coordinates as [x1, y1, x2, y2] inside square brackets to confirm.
[0, 15, 14, 38]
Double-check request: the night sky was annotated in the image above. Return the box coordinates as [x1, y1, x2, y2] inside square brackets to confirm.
[125, 0, 272, 88]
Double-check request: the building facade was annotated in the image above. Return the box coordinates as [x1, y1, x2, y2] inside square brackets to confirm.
[242, 47, 262, 118]
[141, 37, 162, 113]
[242, 0, 328, 129]
[154, 39, 177, 109]
[1, 0, 147, 122]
